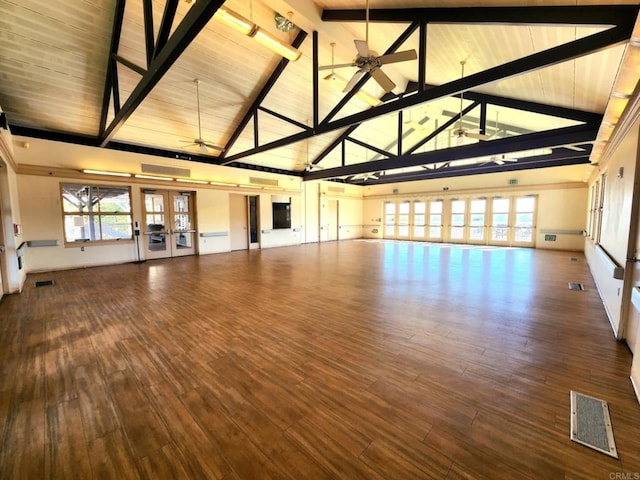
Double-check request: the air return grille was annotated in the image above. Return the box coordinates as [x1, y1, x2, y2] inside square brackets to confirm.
[249, 176, 278, 187]
[141, 163, 191, 178]
[328, 186, 345, 193]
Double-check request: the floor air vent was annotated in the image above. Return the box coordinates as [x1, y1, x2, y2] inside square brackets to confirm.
[34, 280, 54, 288]
[570, 391, 618, 458]
[570, 257, 579, 262]
[568, 282, 584, 291]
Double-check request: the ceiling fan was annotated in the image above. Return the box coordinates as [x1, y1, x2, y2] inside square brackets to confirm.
[480, 154, 519, 166]
[318, 0, 417, 93]
[351, 172, 379, 181]
[181, 79, 224, 154]
[296, 122, 324, 171]
[451, 61, 491, 145]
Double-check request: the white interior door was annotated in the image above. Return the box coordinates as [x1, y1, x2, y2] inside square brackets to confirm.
[230, 194, 249, 251]
[328, 200, 338, 241]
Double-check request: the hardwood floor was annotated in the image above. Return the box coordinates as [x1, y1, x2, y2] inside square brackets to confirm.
[1, 240, 639, 479]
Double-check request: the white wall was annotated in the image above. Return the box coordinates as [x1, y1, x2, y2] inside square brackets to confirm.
[196, 189, 231, 254]
[0, 149, 26, 292]
[18, 174, 138, 271]
[535, 187, 587, 251]
[585, 117, 640, 338]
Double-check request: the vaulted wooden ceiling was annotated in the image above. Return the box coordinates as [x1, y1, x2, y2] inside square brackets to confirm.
[1, 1, 639, 185]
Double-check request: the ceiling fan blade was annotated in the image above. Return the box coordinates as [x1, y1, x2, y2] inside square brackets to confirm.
[370, 68, 396, 93]
[318, 63, 356, 71]
[354, 39, 370, 57]
[203, 142, 224, 152]
[378, 49, 417, 65]
[343, 69, 366, 93]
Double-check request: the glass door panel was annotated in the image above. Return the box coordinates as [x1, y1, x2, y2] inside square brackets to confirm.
[397, 201, 411, 239]
[450, 200, 466, 242]
[491, 197, 510, 244]
[514, 196, 536, 245]
[413, 201, 426, 240]
[171, 192, 196, 257]
[469, 199, 486, 243]
[143, 190, 196, 259]
[144, 192, 169, 257]
[428, 201, 443, 240]
[384, 202, 396, 238]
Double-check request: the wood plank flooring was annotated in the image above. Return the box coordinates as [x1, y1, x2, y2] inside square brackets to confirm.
[1, 240, 639, 479]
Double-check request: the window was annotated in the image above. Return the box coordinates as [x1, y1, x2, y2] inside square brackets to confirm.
[588, 182, 599, 239]
[491, 198, 510, 242]
[384, 202, 396, 237]
[413, 201, 426, 238]
[514, 196, 535, 243]
[61, 184, 133, 243]
[398, 201, 411, 237]
[469, 199, 486, 241]
[450, 200, 466, 240]
[595, 175, 606, 243]
[429, 200, 443, 239]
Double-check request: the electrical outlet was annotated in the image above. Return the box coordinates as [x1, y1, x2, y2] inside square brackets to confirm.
[80, 246, 85, 252]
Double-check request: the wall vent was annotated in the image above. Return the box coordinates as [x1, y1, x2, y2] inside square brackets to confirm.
[141, 163, 191, 178]
[249, 176, 278, 187]
[328, 186, 345, 193]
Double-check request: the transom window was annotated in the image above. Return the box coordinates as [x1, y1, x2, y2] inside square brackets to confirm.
[61, 184, 133, 244]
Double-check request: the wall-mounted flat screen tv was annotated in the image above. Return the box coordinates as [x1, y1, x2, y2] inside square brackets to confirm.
[272, 202, 291, 229]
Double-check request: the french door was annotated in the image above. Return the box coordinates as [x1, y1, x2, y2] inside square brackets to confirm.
[384, 202, 396, 239]
[143, 190, 196, 259]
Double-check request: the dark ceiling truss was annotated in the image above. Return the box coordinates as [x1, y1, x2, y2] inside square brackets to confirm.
[9, 125, 303, 178]
[218, 5, 636, 183]
[99, 0, 126, 135]
[218, 29, 308, 165]
[362, 148, 593, 186]
[305, 123, 598, 181]
[321, 5, 640, 26]
[320, 21, 420, 126]
[12, 4, 638, 185]
[99, 0, 226, 147]
[219, 22, 422, 165]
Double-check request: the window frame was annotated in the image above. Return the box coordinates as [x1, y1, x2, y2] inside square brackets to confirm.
[60, 183, 134, 246]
